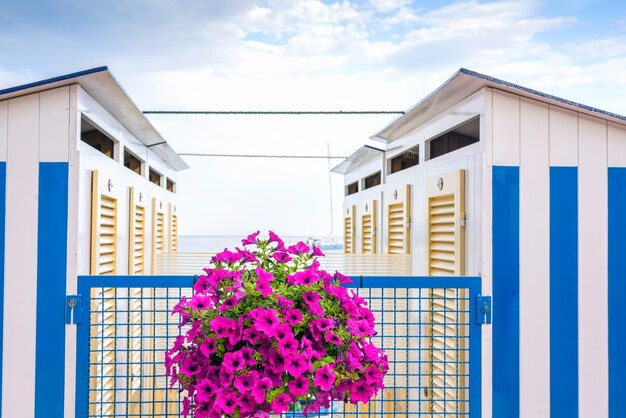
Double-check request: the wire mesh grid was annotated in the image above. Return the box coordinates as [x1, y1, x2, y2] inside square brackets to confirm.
[85, 285, 472, 417]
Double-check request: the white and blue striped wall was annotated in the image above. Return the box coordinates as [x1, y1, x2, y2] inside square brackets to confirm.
[488, 89, 626, 418]
[0, 87, 70, 418]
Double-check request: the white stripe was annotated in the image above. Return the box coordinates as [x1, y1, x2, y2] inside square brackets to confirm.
[608, 123, 626, 168]
[492, 90, 520, 166]
[3, 94, 39, 418]
[549, 106, 578, 167]
[39, 87, 70, 162]
[64, 84, 80, 418]
[519, 98, 551, 418]
[578, 115, 608, 418]
[0, 101, 7, 161]
[481, 89, 493, 418]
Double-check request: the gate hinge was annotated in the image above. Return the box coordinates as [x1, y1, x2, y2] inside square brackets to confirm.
[66, 295, 83, 325]
[476, 295, 492, 325]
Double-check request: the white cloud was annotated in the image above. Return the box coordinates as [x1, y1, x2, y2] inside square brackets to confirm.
[369, 0, 412, 13]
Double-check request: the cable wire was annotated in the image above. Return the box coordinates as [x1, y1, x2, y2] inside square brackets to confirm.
[179, 153, 347, 159]
[143, 110, 404, 115]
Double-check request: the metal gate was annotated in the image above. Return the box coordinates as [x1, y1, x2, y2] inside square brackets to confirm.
[73, 275, 484, 417]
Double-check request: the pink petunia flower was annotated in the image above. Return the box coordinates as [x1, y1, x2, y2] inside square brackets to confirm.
[314, 365, 336, 391]
[222, 351, 246, 372]
[287, 375, 310, 397]
[277, 296, 295, 308]
[282, 308, 302, 325]
[215, 390, 239, 415]
[214, 248, 243, 264]
[196, 378, 217, 403]
[350, 380, 374, 404]
[311, 245, 325, 257]
[277, 335, 299, 356]
[272, 323, 294, 341]
[253, 308, 280, 335]
[268, 230, 286, 251]
[199, 338, 216, 357]
[272, 251, 292, 263]
[189, 294, 213, 311]
[270, 393, 292, 414]
[209, 316, 237, 339]
[251, 377, 273, 403]
[284, 353, 310, 377]
[256, 277, 273, 298]
[241, 231, 260, 246]
[286, 241, 310, 255]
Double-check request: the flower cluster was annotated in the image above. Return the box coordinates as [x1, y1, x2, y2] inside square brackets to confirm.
[166, 231, 388, 417]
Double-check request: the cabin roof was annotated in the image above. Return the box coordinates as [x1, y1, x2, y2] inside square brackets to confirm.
[330, 145, 384, 175]
[372, 68, 626, 143]
[0, 66, 189, 170]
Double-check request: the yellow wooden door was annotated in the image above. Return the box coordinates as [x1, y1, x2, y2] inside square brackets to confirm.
[387, 184, 411, 254]
[425, 169, 466, 417]
[361, 199, 377, 254]
[344, 205, 356, 254]
[89, 170, 119, 416]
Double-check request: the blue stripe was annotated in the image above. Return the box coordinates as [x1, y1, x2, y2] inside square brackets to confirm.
[549, 167, 578, 417]
[492, 166, 520, 418]
[0, 162, 6, 418]
[609, 167, 626, 417]
[35, 162, 68, 418]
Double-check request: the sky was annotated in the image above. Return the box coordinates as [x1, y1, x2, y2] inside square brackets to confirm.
[1, 0, 625, 237]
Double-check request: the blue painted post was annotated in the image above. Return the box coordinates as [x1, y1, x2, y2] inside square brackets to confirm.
[608, 167, 626, 417]
[34, 162, 69, 418]
[549, 167, 578, 418]
[492, 166, 520, 418]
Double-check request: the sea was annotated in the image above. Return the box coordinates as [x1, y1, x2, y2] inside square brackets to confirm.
[179, 235, 343, 253]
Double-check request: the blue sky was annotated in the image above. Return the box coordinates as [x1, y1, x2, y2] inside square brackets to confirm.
[1, 0, 625, 236]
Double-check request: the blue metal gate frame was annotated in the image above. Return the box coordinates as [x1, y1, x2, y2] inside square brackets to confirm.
[74, 275, 483, 417]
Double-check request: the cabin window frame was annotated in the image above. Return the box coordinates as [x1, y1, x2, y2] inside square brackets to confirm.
[362, 171, 382, 190]
[166, 178, 176, 193]
[346, 181, 359, 196]
[123, 147, 144, 176]
[387, 144, 419, 175]
[80, 115, 120, 161]
[425, 116, 480, 161]
[148, 167, 163, 187]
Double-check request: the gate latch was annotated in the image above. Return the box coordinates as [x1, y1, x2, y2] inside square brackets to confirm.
[476, 295, 492, 325]
[66, 295, 83, 325]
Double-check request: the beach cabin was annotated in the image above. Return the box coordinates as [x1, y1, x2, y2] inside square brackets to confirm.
[333, 68, 626, 417]
[0, 67, 187, 418]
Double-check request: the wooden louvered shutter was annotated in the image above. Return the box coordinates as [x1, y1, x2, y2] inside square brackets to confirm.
[426, 169, 466, 416]
[343, 205, 356, 254]
[151, 197, 166, 273]
[90, 170, 118, 275]
[127, 187, 146, 413]
[89, 170, 117, 416]
[168, 202, 178, 253]
[387, 184, 411, 254]
[361, 200, 377, 254]
[129, 187, 146, 275]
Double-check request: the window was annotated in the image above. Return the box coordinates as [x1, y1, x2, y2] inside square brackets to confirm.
[363, 171, 381, 190]
[389, 145, 419, 174]
[149, 168, 162, 186]
[346, 181, 358, 196]
[81, 118, 115, 159]
[428, 117, 479, 160]
[166, 179, 176, 193]
[123, 149, 142, 175]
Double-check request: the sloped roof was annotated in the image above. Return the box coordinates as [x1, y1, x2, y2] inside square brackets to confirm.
[330, 145, 384, 174]
[372, 68, 626, 143]
[0, 67, 188, 170]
